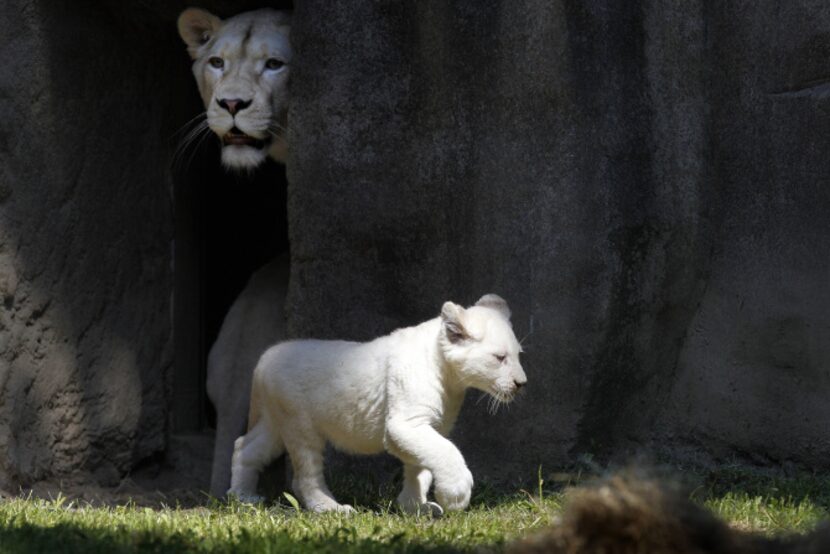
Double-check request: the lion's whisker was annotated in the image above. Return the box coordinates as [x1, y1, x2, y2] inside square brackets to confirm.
[183, 126, 215, 172]
[170, 111, 207, 140]
[172, 121, 212, 172]
[173, 120, 208, 155]
[267, 126, 290, 146]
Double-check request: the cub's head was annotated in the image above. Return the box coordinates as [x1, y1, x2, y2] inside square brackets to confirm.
[440, 294, 527, 408]
[178, 8, 291, 170]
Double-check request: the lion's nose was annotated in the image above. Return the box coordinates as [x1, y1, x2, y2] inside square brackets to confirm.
[217, 98, 252, 115]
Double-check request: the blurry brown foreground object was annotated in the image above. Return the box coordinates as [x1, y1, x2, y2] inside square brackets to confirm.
[509, 474, 830, 554]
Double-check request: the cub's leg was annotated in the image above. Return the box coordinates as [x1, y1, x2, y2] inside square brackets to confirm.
[397, 464, 443, 516]
[282, 428, 354, 513]
[228, 419, 283, 503]
[386, 419, 474, 512]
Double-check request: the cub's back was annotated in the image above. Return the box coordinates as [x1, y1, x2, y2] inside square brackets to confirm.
[254, 339, 384, 405]
[253, 338, 390, 452]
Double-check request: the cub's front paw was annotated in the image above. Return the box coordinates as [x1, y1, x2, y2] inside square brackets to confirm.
[434, 468, 473, 511]
[397, 497, 444, 517]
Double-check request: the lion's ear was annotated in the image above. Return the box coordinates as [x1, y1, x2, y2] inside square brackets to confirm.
[475, 294, 511, 321]
[178, 8, 222, 59]
[441, 301, 470, 344]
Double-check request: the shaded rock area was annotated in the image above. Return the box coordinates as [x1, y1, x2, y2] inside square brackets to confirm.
[0, 1, 181, 489]
[13, 433, 214, 508]
[288, 0, 830, 481]
[0, 0, 287, 490]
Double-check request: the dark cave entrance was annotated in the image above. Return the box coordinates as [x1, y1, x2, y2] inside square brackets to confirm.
[173, 141, 289, 431]
[168, 1, 293, 433]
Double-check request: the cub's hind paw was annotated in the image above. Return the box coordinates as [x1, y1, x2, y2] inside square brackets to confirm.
[227, 490, 266, 505]
[311, 501, 356, 514]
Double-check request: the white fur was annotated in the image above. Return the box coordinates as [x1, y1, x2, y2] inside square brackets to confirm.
[206, 256, 288, 497]
[229, 294, 527, 514]
[178, 8, 292, 170]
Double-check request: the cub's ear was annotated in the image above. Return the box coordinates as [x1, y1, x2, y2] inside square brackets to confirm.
[475, 294, 511, 320]
[178, 8, 222, 59]
[441, 301, 469, 343]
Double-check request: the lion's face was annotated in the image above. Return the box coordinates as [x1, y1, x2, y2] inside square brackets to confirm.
[178, 8, 292, 170]
[440, 295, 527, 410]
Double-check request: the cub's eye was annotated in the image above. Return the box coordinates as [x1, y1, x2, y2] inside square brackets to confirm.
[494, 354, 506, 363]
[265, 58, 285, 70]
[208, 57, 224, 69]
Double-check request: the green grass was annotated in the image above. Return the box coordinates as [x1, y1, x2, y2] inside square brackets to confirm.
[696, 466, 830, 534]
[0, 467, 828, 553]
[0, 493, 560, 553]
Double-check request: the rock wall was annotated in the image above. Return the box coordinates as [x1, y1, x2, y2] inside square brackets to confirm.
[288, 0, 830, 479]
[1, 0, 828, 489]
[0, 1, 182, 487]
[0, 0, 293, 488]
[663, 3, 830, 467]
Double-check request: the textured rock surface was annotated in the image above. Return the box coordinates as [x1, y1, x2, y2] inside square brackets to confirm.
[2, 0, 829, 490]
[663, 3, 830, 467]
[0, 1, 182, 487]
[288, 0, 830, 479]
[0, 0, 291, 489]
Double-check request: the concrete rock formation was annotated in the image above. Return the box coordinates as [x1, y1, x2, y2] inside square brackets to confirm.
[0, 1, 179, 488]
[1, 0, 829, 488]
[287, 0, 830, 478]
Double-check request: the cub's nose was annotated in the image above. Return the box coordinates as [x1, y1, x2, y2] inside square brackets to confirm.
[217, 98, 252, 115]
[513, 367, 528, 389]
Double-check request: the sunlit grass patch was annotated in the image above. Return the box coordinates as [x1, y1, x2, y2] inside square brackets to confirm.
[0, 490, 562, 554]
[0, 466, 828, 553]
[694, 465, 830, 535]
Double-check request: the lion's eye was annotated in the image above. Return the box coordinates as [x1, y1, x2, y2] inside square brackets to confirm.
[494, 354, 506, 363]
[208, 57, 224, 69]
[265, 58, 285, 70]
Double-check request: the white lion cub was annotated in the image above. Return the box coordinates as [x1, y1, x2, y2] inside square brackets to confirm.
[228, 294, 527, 514]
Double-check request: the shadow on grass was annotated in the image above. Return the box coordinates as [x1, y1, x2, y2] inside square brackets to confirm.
[0, 521, 476, 554]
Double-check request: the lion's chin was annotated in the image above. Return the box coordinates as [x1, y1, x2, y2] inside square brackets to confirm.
[221, 145, 269, 171]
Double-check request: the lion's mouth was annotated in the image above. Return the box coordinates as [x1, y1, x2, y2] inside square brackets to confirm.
[222, 127, 269, 149]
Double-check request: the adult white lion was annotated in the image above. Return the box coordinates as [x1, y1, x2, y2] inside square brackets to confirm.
[177, 7, 292, 497]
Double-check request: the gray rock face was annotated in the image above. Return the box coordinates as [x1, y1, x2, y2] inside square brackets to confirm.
[288, 0, 830, 479]
[0, 2, 180, 487]
[1, 0, 829, 489]
[663, 3, 830, 467]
